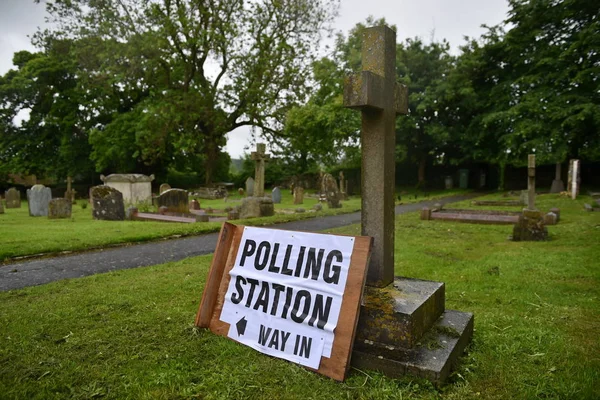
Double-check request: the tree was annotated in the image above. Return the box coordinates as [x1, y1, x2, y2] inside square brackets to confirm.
[36, 0, 339, 184]
[0, 41, 93, 181]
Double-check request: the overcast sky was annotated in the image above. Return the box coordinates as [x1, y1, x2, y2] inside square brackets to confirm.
[0, 0, 509, 159]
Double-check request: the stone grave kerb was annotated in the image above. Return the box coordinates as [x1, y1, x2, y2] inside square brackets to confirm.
[344, 25, 408, 288]
[251, 143, 270, 198]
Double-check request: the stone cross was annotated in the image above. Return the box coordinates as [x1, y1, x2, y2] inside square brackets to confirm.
[251, 143, 270, 198]
[344, 26, 408, 288]
[67, 176, 72, 192]
[527, 154, 536, 210]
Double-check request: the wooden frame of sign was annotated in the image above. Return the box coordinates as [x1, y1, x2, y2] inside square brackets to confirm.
[195, 222, 372, 381]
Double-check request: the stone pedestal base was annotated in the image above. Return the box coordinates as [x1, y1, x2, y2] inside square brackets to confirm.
[239, 197, 275, 219]
[550, 179, 564, 193]
[352, 277, 474, 385]
[512, 209, 548, 241]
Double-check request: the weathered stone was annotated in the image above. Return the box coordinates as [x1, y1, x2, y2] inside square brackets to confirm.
[90, 185, 125, 221]
[527, 154, 536, 210]
[100, 173, 154, 205]
[433, 203, 443, 211]
[251, 143, 270, 197]
[321, 173, 342, 209]
[5, 188, 21, 208]
[227, 210, 239, 220]
[313, 203, 323, 212]
[420, 207, 432, 220]
[584, 203, 593, 212]
[27, 184, 52, 217]
[544, 212, 558, 225]
[158, 206, 168, 215]
[189, 199, 200, 210]
[238, 188, 244, 196]
[239, 197, 274, 219]
[48, 198, 72, 219]
[295, 208, 305, 213]
[157, 189, 189, 214]
[293, 187, 304, 204]
[245, 177, 255, 197]
[550, 162, 564, 193]
[159, 183, 171, 194]
[271, 187, 282, 204]
[550, 207, 561, 222]
[126, 207, 139, 220]
[512, 210, 548, 241]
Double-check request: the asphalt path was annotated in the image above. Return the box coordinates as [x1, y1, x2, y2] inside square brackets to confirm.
[0, 194, 476, 292]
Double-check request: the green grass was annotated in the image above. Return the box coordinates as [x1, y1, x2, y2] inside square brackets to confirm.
[0, 192, 598, 399]
[0, 188, 468, 261]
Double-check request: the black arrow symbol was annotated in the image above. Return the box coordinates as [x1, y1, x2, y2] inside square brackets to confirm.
[236, 316, 248, 336]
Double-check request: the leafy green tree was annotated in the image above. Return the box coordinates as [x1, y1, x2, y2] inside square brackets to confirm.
[37, 0, 339, 184]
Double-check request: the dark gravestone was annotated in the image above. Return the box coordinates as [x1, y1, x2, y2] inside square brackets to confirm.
[271, 187, 282, 204]
[513, 209, 548, 241]
[5, 188, 21, 208]
[27, 184, 52, 217]
[48, 198, 72, 219]
[321, 173, 342, 209]
[91, 185, 125, 221]
[157, 189, 189, 214]
[293, 187, 304, 205]
[189, 199, 200, 210]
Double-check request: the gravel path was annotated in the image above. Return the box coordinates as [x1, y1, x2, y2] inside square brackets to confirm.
[0, 194, 475, 292]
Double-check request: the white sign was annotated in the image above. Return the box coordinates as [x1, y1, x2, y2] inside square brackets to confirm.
[220, 227, 355, 369]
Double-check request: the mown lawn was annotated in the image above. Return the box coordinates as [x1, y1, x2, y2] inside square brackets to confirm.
[0, 192, 598, 399]
[0, 188, 466, 261]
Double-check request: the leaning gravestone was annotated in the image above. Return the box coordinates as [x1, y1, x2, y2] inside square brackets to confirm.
[293, 187, 305, 205]
[321, 173, 342, 209]
[27, 185, 52, 217]
[271, 187, 281, 204]
[159, 183, 171, 194]
[245, 177, 255, 197]
[91, 185, 125, 221]
[5, 188, 21, 208]
[48, 198, 72, 219]
[157, 189, 189, 213]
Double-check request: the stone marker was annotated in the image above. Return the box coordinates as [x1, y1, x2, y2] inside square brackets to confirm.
[344, 25, 472, 384]
[239, 197, 274, 219]
[584, 203, 593, 212]
[5, 188, 21, 208]
[126, 206, 138, 220]
[321, 173, 342, 209]
[101, 173, 154, 205]
[27, 184, 52, 217]
[420, 207, 432, 220]
[189, 199, 200, 210]
[568, 159, 580, 199]
[64, 176, 76, 204]
[544, 212, 558, 225]
[295, 207, 305, 213]
[245, 177, 255, 197]
[550, 207, 561, 222]
[160, 183, 171, 194]
[513, 155, 547, 241]
[550, 162, 565, 193]
[338, 171, 348, 200]
[48, 198, 72, 219]
[90, 185, 125, 221]
[157, 189, 189, 214]
[238, 188, 244, 196]
[251, 143, 270, 197]
[293, 187, 305, 205]
[271, 187, 281, 204]
[527, 154, 536, 210]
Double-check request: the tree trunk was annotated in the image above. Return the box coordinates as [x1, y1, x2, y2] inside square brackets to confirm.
[204, 140, 218, 186]
[417, 155, 426, 186]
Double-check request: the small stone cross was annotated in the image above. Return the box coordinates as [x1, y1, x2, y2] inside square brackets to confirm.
[251, 143, 270, 198]
[527, 155, 536, 210]
[343, 26, 408, 287]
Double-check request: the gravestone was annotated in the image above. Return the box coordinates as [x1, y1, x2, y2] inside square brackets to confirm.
[189, 199, 200, 210]
[251, 143, 270, 197]
[5, 188, 21, 208]
[339, 171, 348, 200]
[271, 187, 281, 204]
[293, 187, 305, 205]
[91, 185, 125, 221]
[343, 25, 472, 383]
[27, 184, 52, 217]
[321, 173, 341, 209]
[512, 155, 547, 241]
[313, 203, 322, 211]
[550, 162, 565, 193]
[64, 176, 76, 204]
[239, 197, 274, 219]
[157, 189, 189, 214]
[48, 198, 72, 219]
[568, 159, 580, 199]
[245, 177, 255, 197]
[160, 183, 171, 194]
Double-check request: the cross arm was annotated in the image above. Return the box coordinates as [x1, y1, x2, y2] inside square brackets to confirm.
[343, 71, 409, 115]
